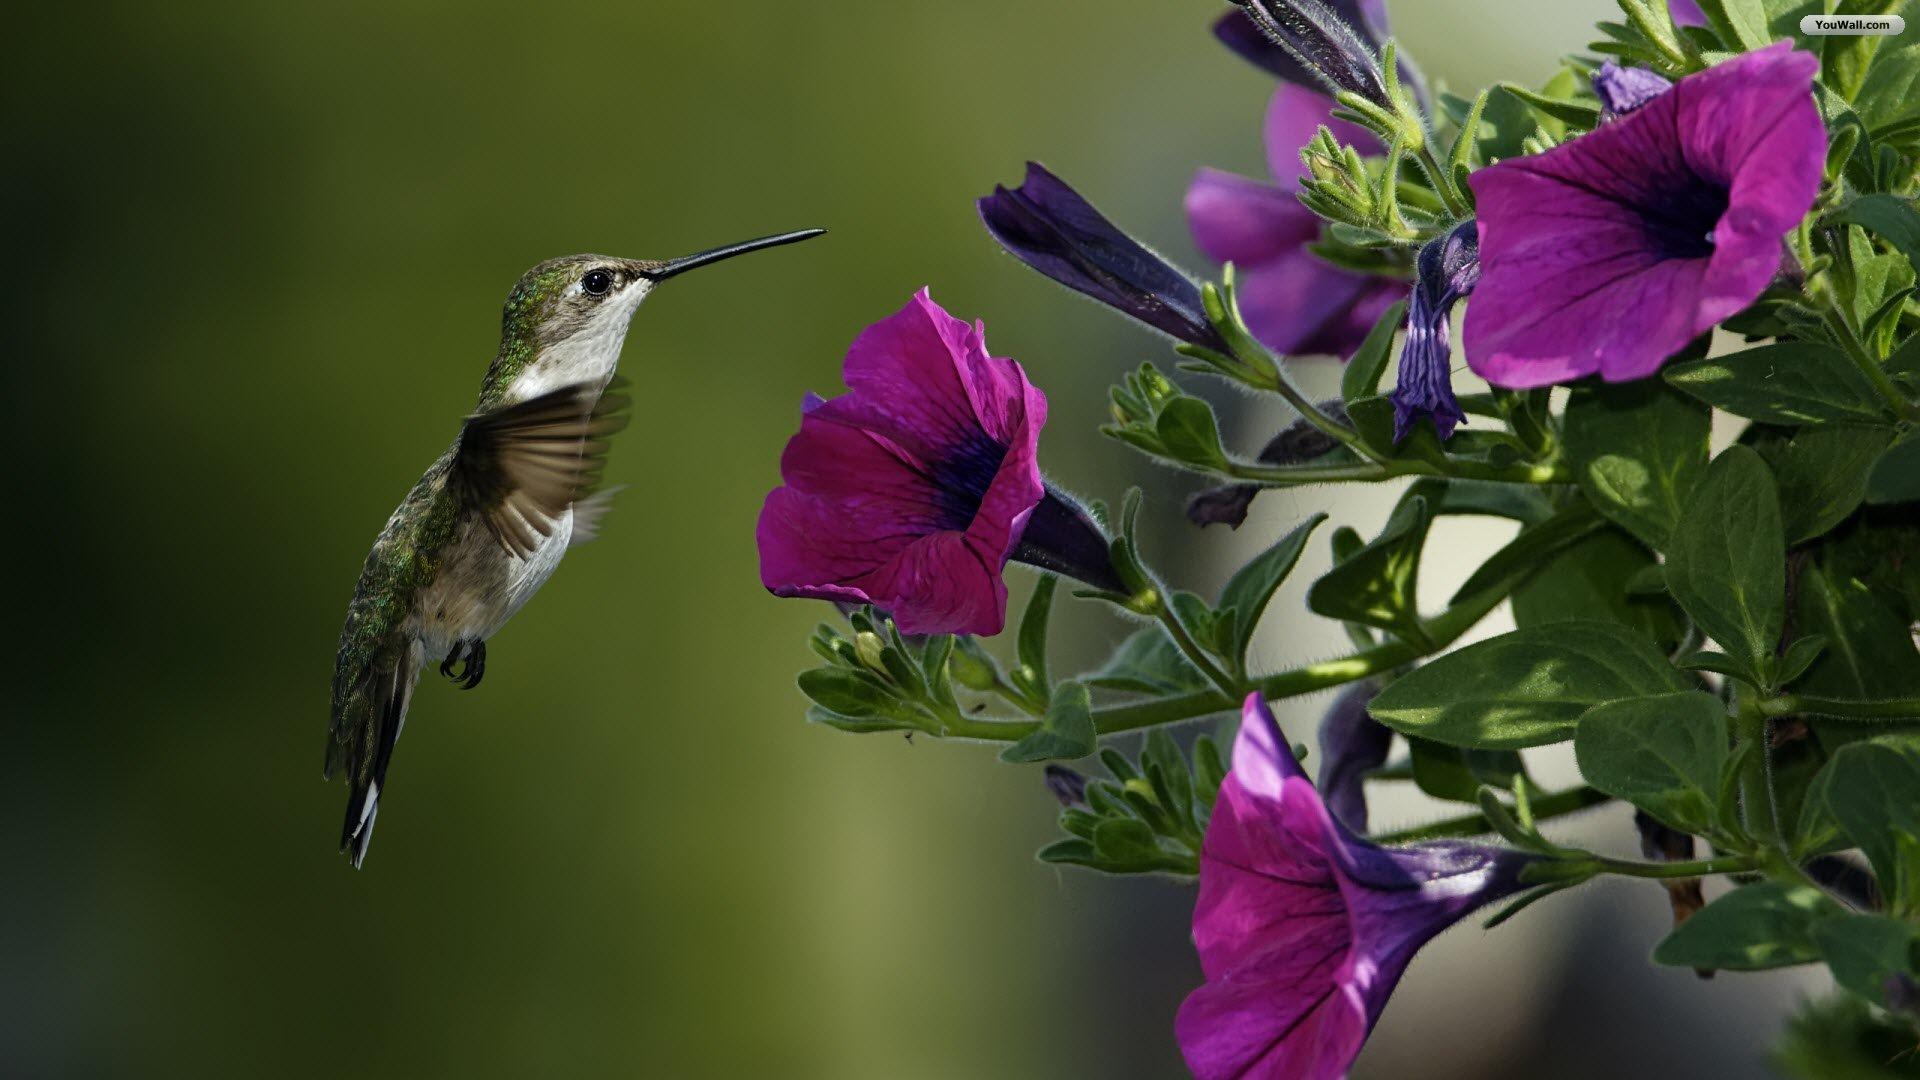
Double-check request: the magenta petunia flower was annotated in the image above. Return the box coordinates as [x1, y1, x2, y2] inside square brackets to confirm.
[1187, 84, 1405, 358]
[1464, 44, 1823, 387]
[1177, 695, 1535, 1080]
[758, 290, 1115, 636]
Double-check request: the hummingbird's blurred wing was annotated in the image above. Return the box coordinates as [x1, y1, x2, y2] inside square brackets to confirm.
[451, 378, 631, 558]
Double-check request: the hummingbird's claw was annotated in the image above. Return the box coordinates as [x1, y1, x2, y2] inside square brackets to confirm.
[439, 639, 487, 689]
[459, 640, 486, 690]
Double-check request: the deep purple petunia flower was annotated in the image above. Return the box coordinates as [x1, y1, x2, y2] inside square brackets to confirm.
[1464, 44, 1823, 387]
[1177, 694, 1536, 1080]
[757, 290, 1116, 636]
[978, 162, 1229, 352]
[1391, 221, 1479, 442]
[1187, 84, 1404, 357]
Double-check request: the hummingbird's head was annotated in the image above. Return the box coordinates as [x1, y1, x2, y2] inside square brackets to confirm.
[487, 229, 824, 404]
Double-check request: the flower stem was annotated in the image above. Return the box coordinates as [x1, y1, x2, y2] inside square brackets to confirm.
[1153, 603, 1242, 702]
[1766, 693, 1920, 721]
[1735, 684, 1782, 847]
[941, 570, 1516, 744]
[1593, 853, 1762, 880]
[1370, 785, 1611, 844]
[1227, 456, 1568, 487]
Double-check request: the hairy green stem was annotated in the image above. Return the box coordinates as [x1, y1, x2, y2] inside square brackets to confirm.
[1370, 785, 1610, 845]
[1767, 693, 1920, 721]
[1594, 853, 1762, 880]
[1154, 603, 1241, 701]
[1228, 456, 1569, 488]
[940, 574, 1514, 744]
[1735, 686, 1782, 847]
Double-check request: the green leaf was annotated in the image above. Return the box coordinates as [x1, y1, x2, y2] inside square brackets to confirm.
[1000, 681, 1095, 763]
[1814, 915, 1920, 1006]
[797, 668, 922, 726]
[1472, 85, 1538, 162]
[1217, 513, 1327, 666]
[1573, 692, 1727, 834]
[1868, 432, 1920, 504]
[1368, 620, 1691, 749]
[804, 704, 923, 735]
[1856, 40, 1920, 134]
[1340, 300, 1407, 404]
[1498, 81, 1601, 128]
[1690, 0, 1773, 50]
[1014, 574, 1056, 700]
[1564, 377, 1710, 549]
[1155, 396, 1230, 470]
[1407, 736, 1523, 804]
[1663, 445, 1785, 682]
[1749, 423, 1895, 543]
[1449, 500, 1604, 604]
[1821, 735, 1920, 913]
[1307, 490, 1435, 644]
[1653, 882, 1841, 972]
[1511, 526, 1685, 653]
[1085, 627, 1211, 696]
[1832, 194, 1920, 277]
[1665, 342, 1892, 425]
[1795, 564, 1920, 706]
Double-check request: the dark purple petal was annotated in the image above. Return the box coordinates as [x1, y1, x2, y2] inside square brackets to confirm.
[1177, 695, 1537, 1080]
[1315, 682, 1389, 832]
[1465, 44, 1823, 387]
[1044, 764, 1089, 807]
[1010, 487, 1124, 593]
[1216, 1, 1426, 108]
[758, 290, 1047, 636]
[1234, 250, 1386, 357]
[1593, 61, 1673, 118]
[1233, 0, 1391, 107]
[1186, 167, 1320, 266]
[1391, 222, 1478, 442]
[980, 162, 1227, 350]
[1187, 484, 1261, 529]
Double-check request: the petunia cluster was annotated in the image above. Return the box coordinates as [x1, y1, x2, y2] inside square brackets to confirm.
[755, 0, 1920, 1072]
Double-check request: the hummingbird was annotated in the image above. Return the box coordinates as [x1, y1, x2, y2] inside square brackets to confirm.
[325, 228, 824, 867]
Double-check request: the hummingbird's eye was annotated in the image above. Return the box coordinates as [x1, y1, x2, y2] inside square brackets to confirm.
[581, 269, 614, 297]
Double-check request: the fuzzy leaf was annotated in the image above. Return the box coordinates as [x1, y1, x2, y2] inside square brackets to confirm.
[1663, 445, 1785, 683]
[1574, 692, 1727, 835]
[1368, 620, 1690, 749]
[1564, 378, 1710, 549]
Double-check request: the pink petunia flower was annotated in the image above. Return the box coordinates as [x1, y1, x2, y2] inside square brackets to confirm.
[1177, 695, 1536, 1080]
[757, 290, 1115, 636]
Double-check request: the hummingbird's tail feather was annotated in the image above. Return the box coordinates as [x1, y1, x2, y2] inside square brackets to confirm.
[337, 646, 421, 868]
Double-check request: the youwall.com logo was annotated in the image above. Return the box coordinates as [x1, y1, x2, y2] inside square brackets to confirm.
[1800, 13, 1905, 35]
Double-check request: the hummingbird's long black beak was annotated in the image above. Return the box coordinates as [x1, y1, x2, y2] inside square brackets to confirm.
[640, 228, 826, 281]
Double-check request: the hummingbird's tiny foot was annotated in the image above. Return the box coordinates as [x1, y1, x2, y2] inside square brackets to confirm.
[459, 640, 486, 690]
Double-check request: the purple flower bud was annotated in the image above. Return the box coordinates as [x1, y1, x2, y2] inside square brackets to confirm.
[1044, 764, 1089, 807]
[1669, 0, 1707, 28]
[1391, 221, 1478, 443]
[1592, 61, 1673, 119]
[1214, 0, 1425, 106]
[1230, 0, 1393, 108]
[1187, 401, 1348, 529]
[979, 163, 1229, 352]
[1178, 695, 1538, 1080]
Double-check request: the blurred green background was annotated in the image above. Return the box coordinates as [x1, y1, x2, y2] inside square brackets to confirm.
[4, 1, 1834, 1076]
